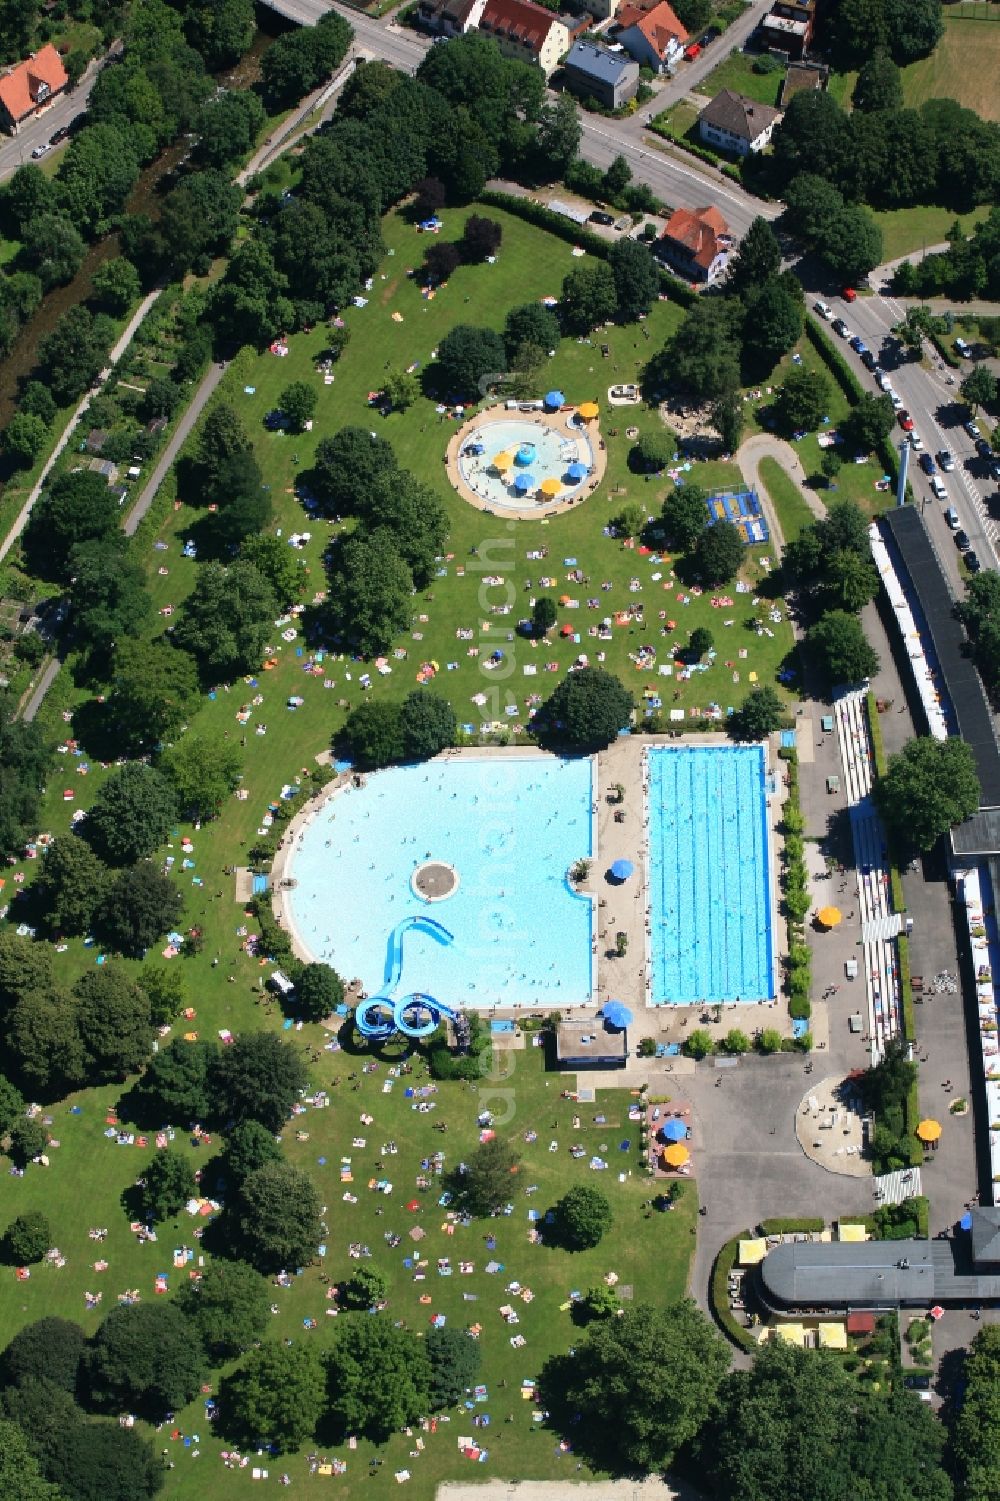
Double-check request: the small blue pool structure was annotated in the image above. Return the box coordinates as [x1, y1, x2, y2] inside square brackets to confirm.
[647, 745, 774, 1005]
[705, 489, 769, 546]
[456, 415, 594, 512]
[284, 757, 595, 1011]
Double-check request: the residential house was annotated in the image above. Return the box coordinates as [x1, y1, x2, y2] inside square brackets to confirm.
[0, 45, 69, 134]
[85, 428, 109, 455]
[658, 204, 733, 283]
[778, 59, 827, 108]
[584, 0, 625, 19]
[414, 0, 480, 37]
[563, 40, 639, 110]
[86, 457, 120, 486]
[759, 0, 815, 61]
[613, 0, 687, 74]
[698, 90, 782, 156]
[477, 0, 572, 76]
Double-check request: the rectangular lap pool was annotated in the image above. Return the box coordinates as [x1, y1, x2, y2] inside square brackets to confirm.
[647, 744, 774, 1005]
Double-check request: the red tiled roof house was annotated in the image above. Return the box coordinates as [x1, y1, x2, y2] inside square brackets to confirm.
[477, 0, 572, 77]
[613, 0, 687, 75]
[658, 205, 733, 284]
[0, 45, 69, 134]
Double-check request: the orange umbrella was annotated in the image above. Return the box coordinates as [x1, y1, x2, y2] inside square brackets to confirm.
[916, 1119, 942, 1142]
[491, 451, 513, 470]
[662, 1143, 689, 1168]
[817, 906, 842, 928]
[540, 477, 562, 495]
[578, 401, 599, 420]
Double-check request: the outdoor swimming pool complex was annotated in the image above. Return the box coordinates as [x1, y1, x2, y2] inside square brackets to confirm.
[647, 745, 774, 1005]
[457, 417, 593, 511]
[285, 757, 595, 1010]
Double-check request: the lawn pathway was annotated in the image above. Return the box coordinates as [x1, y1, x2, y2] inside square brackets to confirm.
[737, 433, 825, 553]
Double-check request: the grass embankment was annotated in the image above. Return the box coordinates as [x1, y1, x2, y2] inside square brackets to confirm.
[757, 456, 814, 544]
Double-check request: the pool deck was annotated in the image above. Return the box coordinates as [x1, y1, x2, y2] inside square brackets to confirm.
[445, 403, 608, 520]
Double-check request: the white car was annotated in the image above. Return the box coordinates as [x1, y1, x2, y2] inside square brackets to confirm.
[954, 336, 972, 359]
[909, 432, 924, 451]
[931, 476, 948, 501]
[30, 141, 51, 159]
[889, 391, 904, 410]
[876, 370, 891, 391]
[813, 299, 833, 321]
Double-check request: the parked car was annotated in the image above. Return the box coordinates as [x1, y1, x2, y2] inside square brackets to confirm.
[967, 550, 982, 572]
[955, 529, 971, 550]
[945, 506, 960, 528]
[875, 369, 890, 390]
[954, 336, 972, 359]
[813, 299, 833, 320]
[843, 287, 857, 301]
[965, 419, 981, 439]
[588, 210, 614, 227]
[909, 432, 924, 451]
[898, 410, 914, 431]
[48, 124, 70, 146]
[975, 438, 992, 459]
[919, 452, 935, 475]
[889, 391, 904, 410]
[990, 460, 1000, 482]
[904, 1375, 931, 1391]
[931, 476, 948, 500]
[30, 141, 50, 159]
[938, 450, 956, 472]
[861, 350, 876, 369]
[832, 319, 850, 338]
[849, 335, 865, 352]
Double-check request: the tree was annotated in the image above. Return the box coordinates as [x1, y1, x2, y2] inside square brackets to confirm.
[962, 365, 998, 414]
[806, 611, 879, 688]
[412, 176, 446, 218]
[220, 1120, 283, 1191]
[90, 257, 141, 315]
[8, 1118, 47, 1167]
[423, 240, 461, 285]
[36, 837, 108, 938]
[540, 1302, 729, 1471]
[313, 425, 398, 518]
[730, 685, 785, 742]
[953, 1325, 1000, 1501]
[532, 596, 557, 637]
[460, 214, 502, 262]
[138, 964, 187, 1028]
[364, 470, 448, 589]
[0, 931, 53, 1012]
[399, 691, 456, 760]
[693, 520, 744, 585]
[1, 1317, 86, 1393]
[278, 380, 317, 434]
[875, 735, 980, 852]
[608, 238, 659, 322]
[3, 1379, 163, 1501]
[105, 637, 200, 752]
[841, 391, 895, 455]
[211, 1032, 309, 1133]
[19, 382, 56, 427]
[160, 731, 242, 823]
[957, 569, 1000, 693]
[560, 262, 618, 334]
[742, 276, 803, 375]
[220, 1342, 324, 1452]
[37, 304, 114, 405]
[73, 967, 153, 1082]
[554, 1185, 613, 1250]
[5, 993, 84, 1098]
[711, 388, 744, 454]
[173, 560, 278, 683]
[340, 1265, 388, 1311]
[58, 123, 140, 234]
[327, 1319, 431, 1442]
[383, 366, 419, 412]
[138, 1147, 196, 1223]
[186, 0, 256, 70]
[83, 763, 177, 866]
[261, 11, 351, 104]
[689, 626, 714, 660]
[235, 1162, 323, 1272]
[435, 324, 506, 398]
[536, 91, 581, 177]
[85, 1301, 206, 1418]
[820, 451, 842, 486]
[683, 1027, 713, 1059]
[195, 88, 266, 169]
[426, 1326, 482, 1410]
[631, 430, 674, 473]
[323, 529, 414, 659]
[783, 172, 846, 247]
[178, 1259, 270, 1359]
[21, 213, 86, 291]
[22, 470, 119, 583]
[68, 540, 151, 662]
[727, 216, 781, 295]
[821, 203, 883, 285]
[653, 298, 742, 401]
[196, 402, 251, 481]
[0, 1077, 26, 1139]
[852, 49, 903, 113]
[538, 667, 633, 751]
[661, 484, 709, 552]
[453, 1136, 521, 1217]
[504, 302, 560, 361]
[0, 1419, 64, 1501]
[130, 1038, 217, 1127]
[239, 534, 305, 608]
[294, 963, 345, 1024]
[1, 413, 47, 468]
[342, 700, 405, 770]
[3, 1212, 50, 1265]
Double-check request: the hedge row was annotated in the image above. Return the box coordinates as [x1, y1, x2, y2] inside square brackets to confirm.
[805, 315, 898, 483]
[897, 933, 916, 1043]
[780, 750, 812, 1022]
[928, 330, 960, 369]
[709, 1232, 757, 1353]
[758, 1216, 825, 1235]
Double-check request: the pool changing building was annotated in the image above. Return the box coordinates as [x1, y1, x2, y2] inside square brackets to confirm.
[757, 1207, 1000, 1315]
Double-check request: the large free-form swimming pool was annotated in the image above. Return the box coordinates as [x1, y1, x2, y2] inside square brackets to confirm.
[285, 757, 595, 1010]
[647, 744, 774, 1005]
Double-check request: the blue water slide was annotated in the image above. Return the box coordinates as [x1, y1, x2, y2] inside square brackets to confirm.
[354, 916, 458, 1041]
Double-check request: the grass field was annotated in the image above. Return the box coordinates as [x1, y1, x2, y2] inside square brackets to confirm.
[694, 49, 785, 108]
[757, 457, 815, 543]
[900, 14, 1000, 120]
[871, 203, 993, 262]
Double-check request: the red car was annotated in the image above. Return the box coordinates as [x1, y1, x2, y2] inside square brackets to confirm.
[898, 410, 914, 431]
[843, 287, 857, 302]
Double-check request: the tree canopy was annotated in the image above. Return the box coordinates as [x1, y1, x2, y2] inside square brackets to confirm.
[234, 1161, 323, 1273]
[178, 1258, 270, 1358]
[172, 560, 278, 684]
[553, 1185, 613, 1250]
[426, 1325, 482, 1409]
[82, 763, 177, 867]
[454, 1136, 521, 1217]
[729, 685, 785, 742]
[875, 736, 981, 852]
[137, 1147, 196, 1222]
[220, 1341, 325, 1452]
[536, 667, 633, 751]
[211, 1032, 308, 1133]
[327, 1318, 431, 1442]
[693, 520, 744, 585]
[805, 611, 880, 690]
[85, 1301, 206, 1418]
[434, 324, 506, 398]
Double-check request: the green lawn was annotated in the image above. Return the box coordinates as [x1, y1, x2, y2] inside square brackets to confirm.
[757, 456, 814, 543]
[695, 49, 785, 107]
[900, 13, 1000, 120]
[0, 236, 20, 268]
[871, 203, 992, 263]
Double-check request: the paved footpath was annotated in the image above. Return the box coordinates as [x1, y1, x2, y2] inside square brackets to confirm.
[737, 433, 823, 550]
[124, 360, 225, 536]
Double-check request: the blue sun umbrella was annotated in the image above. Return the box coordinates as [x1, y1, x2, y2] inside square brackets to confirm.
[609, 858, 634, 882]
[566, 461, 587, 481]
[960, 1211, 973, 1231]
[660, 1118, 687, 1142]
[515, 443, 536, 465]
[544, 390, 565, 409]
[514, 471, 537, 492]
[602, 1001, 633, 1030]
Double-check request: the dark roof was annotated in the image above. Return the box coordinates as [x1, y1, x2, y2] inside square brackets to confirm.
[879, 508, 1000, 808]
[565, 40, 639, 85]
[699, 89, 782, 142]
[970, 1206, 1000, 1266]
[952, 808, 1000, 857]
[555, 1018, 626, 1064]
[760, 1240, 936, 1309]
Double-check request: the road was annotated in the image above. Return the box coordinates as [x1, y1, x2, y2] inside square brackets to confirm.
[805, 288, 999, 598]
[125, 359, 226, 536]
[0, 44, 121, 184]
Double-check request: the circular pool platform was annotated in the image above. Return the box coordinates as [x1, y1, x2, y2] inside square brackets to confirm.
[445, 403, 606, 519]
[411, 861, 460, 902]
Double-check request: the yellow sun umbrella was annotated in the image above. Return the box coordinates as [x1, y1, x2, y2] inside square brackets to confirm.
[540, 477, 562, 495]
[662, 1143, 689, 1168]
[491, 451, 513, 470]
[916, 1119, 942, 1142]
[578, 401, 599, 420]
[817, 906, 842, 928]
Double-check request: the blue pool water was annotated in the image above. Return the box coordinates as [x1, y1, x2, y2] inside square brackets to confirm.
[457, 417, 593, 511]
[286, 757, 595, 1010]
[648, 745, 774, 1005]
